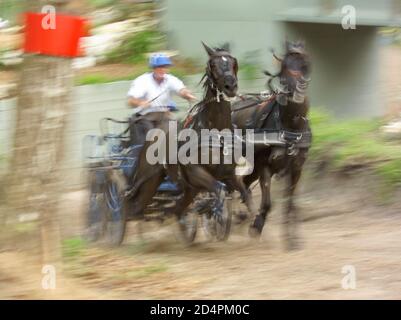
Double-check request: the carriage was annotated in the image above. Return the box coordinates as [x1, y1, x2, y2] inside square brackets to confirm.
[82, 116, 233, 246]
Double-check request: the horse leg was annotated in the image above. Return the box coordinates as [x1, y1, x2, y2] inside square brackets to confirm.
[127, 173, 164, 218]
[229, 175, 258, 222]
[249, 166, 272, 237]
[173, 166, 226, 243]
[283, 164, 303, 251]
[180, 165, 228, 217]
[174, 187, 198, 234]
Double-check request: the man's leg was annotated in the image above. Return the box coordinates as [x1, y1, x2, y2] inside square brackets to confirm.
[132, 114, 155, 145]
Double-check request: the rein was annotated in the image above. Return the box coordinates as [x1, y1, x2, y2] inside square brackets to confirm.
[183, 57, 236, 128]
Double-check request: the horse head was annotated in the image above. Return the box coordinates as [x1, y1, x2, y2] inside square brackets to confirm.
[202, 42, 239, 98]
[266, 41, 311, 104]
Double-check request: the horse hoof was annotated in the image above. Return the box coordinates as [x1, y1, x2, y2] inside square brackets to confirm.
[253, 215, 265, 231]
[248, 225, 262, 239]
[234, 211, 249, 224]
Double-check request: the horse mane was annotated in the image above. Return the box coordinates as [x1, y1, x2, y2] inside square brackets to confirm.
[187, 46, 233, 129]
[199, 46, 231, 90]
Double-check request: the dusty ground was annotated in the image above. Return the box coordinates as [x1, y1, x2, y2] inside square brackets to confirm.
[1, 172, 401, 300]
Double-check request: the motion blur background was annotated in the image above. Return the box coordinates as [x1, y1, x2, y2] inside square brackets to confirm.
[1, 0, 401, 299]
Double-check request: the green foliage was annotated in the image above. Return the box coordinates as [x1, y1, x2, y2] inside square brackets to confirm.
[75, 62, 196, 86]
[376, 159, 401, 188]
[239, 50, 261, 80]
[309, 108, 401, 188]
[88, 0, 117, 8]
[76, 74, 110, 85]
[240, 63, 259, 80]
[106, 30, 164, 64]
[309, 108, 384, 161]
[62, 237, 86, 259]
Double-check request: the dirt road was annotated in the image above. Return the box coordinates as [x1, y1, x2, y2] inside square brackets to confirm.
[2, 172, 401, 299]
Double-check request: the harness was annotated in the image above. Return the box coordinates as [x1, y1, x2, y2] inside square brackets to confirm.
[232, 94, 312, 156]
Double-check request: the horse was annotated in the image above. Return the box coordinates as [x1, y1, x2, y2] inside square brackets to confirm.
[124, 42, 257, 243]
[232, 40, 312, 250]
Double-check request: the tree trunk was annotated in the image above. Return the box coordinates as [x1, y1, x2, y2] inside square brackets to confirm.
[4, 54, 74, 267]
[0, 1, 75, 297]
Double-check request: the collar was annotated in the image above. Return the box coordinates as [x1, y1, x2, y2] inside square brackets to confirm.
[152, 72, 166, 85]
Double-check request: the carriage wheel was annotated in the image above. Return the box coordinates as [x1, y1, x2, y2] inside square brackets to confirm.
[202, 195, 233, 242]
[103, 178, 127, 246]
[175, 208, 198, 245]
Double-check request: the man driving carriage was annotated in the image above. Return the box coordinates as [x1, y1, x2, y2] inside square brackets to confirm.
[127, 53, 197, 145]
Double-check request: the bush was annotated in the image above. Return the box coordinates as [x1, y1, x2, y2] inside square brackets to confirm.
[239, 50, 261, 80]
[106, 30, 164, 64]
[309, 108, 401, 189]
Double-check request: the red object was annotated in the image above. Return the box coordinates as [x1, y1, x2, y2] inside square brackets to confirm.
[24, 12, 89, 58]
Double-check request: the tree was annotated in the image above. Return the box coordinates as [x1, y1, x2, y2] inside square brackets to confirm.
[1, 0, 74, 281]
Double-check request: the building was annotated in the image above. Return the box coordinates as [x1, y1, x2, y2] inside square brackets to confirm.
[163, 0, 401, 117]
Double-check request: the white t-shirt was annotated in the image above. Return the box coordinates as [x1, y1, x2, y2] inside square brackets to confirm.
[127, 72, 185, 114]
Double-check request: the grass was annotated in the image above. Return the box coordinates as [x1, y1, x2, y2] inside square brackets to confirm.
[76, 74, 111, 85]
[88, 0, 117, 8]
[62, 237, 86, 260]
[61, 236, 169, 283]
[376, 159, 401, 188]
[75, 62, 199, 86]
[309, 108, 401, 189]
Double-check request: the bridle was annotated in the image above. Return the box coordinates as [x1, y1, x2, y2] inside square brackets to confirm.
[184, 52, 238, 128]
[203, 52, 238, 103]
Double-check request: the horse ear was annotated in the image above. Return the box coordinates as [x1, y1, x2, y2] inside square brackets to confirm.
[202, 41, 215, 57]
[298, 40, 306, 48]
[221, 42, 231, 52]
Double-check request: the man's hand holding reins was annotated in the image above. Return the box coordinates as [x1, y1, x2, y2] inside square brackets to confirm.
[179, 88, 197, 102]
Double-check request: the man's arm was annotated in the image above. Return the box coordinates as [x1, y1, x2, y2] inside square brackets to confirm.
[127, 76, 150, 108]
[127, 97, 150, 108]
[178, 88, 197, 102]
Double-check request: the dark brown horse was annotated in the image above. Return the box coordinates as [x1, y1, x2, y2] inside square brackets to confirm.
[232, 41, 312, 250]
[125, 43, 256, 242]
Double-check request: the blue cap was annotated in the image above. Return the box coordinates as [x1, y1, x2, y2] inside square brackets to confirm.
[149, 53, 172, 68]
